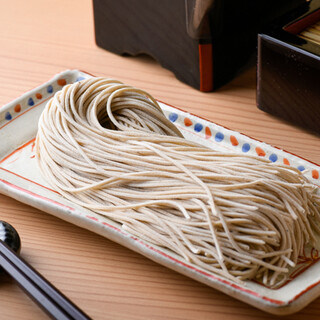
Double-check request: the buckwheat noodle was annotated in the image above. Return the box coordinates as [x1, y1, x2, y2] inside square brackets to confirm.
[299, 20, 320, 46]
[35, 77, 320, 287]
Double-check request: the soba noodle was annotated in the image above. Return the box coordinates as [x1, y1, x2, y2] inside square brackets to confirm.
[35, 77, 320, 287]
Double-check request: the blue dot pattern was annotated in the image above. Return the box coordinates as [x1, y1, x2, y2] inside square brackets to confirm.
[269, 153, 278, 162]
[5, 112, 12, 120]
[242, 143, 250, 153]
[28, 98, 34, 106]
[76, 76, 85, 82]
[47, 85, 53, 93]
[298, 165, 305, 172]
[215, 132, 224, 142]
[169, 112, 178, 122]
[194, 123, 203, 132]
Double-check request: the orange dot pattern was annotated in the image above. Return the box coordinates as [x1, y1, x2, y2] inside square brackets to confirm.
[230, 135, 239, 146]
[255, 147, 266, 157]
[312, 170, 319, 180]
[57, 78, 67, 86]
[14, 104, 21, 113]
[283, 158, 290, 165]
[168, 111, 320, 181]
[205, 127, 212, 139]
[184, 118, 193, 127]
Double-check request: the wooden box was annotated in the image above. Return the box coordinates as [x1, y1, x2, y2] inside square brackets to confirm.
[93, 0, 306, 91]
[257, 0, 320, 135]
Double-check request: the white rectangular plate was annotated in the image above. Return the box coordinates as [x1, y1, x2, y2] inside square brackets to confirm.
[1, 70, 320, 315]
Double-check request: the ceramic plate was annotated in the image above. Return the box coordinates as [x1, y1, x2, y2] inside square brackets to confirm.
[1, 70, 320, 315]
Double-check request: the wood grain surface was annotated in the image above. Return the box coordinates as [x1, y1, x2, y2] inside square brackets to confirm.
[0, 1, 319, 319]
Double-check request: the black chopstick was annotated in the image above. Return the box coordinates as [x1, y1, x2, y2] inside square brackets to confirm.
[0, 240, 91, 320]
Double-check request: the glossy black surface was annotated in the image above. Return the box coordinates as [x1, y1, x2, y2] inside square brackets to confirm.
[93, 0, 307, 91]
[0, 220, 21, 254]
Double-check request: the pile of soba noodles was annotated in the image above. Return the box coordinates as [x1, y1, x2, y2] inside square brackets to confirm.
[35, 77, 320, 287]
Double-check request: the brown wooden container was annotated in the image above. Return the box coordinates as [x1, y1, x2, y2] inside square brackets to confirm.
[257, 0, 320, 135]
[93, 0, 306, 91]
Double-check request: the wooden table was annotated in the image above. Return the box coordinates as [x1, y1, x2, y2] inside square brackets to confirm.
[0, 1, 319, 319]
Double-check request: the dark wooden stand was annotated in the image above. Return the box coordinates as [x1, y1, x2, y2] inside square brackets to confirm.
[93, 0, 307, 91]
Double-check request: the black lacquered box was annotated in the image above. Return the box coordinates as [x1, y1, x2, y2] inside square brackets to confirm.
[93, 0, 306, 91]
[257, 0, 320, 135]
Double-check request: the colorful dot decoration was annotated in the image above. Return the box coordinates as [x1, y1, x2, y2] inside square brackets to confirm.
[5, 112, 12, 120]
[242, 143, 250, 153]
[194, 123, 203, 132]
[269, 154, 278, 163]
[169, 112, 178, 122]
[28, 98, 34, 106]
[57, 78, 67, 86]
[205, 127, 212, 139]
[283, 158, 290, 165]
[255, 147, 266, 157]
[313, 170, 319, 179]
[215, 132, 224, 142]
[184, 117, 193, 127]
[2, 78, 69, 127]
[76, 76, 86, 82]
[14, 104, 21, 113]
[167, 111, 320, 180]
[230, 135, 239, 146]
